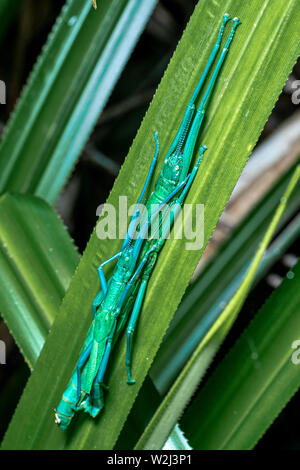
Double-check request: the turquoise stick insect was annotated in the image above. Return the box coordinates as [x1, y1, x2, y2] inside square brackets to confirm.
[54, 14, 240, 430]
[125, 14, 241, 383]
[54, 168, 189, 430]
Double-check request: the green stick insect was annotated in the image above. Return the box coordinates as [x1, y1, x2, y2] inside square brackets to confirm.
[55, 14, 240, 430]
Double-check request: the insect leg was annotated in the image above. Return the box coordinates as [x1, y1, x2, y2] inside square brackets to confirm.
[86, 321, 118, 417]
[126, 278, 148, 384]
[153, 144, 207, 244]
[92, 290, 103, 319]
[178, 145, 207, 204]
[198, 17, 241, 111]
[165, 105, 195, 162]
[125, 245, 161, 383]
[189, 14, 231, 107]
[180, 106, 205, 181]
[97, 251, 121, 296]
[122, 133, 159, 249]
[180, 18, 240, 180]
[166, 13, 230, 160]
[133, 177, 191, 261]
[96, 319, 117, 384]
[134, 133, 159, 206]
[76, 341, 93, 402]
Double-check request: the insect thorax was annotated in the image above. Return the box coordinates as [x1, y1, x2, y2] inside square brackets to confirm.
[155, 151, 183, 200]
[93, 307, 115, 341]
[112, 246, 134, 284]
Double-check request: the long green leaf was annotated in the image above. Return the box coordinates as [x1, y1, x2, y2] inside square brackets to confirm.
[0, 0, 157, 203]
[181, 261, 300, 449]
[2, 0, 300, 450]
[0, 193, 79, 368]
[134, 166, 300, 450]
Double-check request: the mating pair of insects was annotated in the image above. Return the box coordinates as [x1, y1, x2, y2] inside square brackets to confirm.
[55, 14, 240, 430]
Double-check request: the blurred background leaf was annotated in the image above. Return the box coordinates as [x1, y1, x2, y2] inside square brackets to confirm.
[0, 193, 79, 369]
[0, 0, 158, 203]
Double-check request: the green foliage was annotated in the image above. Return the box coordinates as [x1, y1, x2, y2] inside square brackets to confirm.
[2, 0, 300, 450]
[0, 194, 79, 368]
[0, 0, 157, 203]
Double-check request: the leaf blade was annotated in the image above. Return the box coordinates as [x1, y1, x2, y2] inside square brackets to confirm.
[0, 194, 79, 368]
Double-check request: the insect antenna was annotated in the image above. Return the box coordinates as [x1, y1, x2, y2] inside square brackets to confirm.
[180, 17, 240, 180]
[189, 13, 231, 108]
[198, 17, 241, 113]
[169, 14, 231, 159]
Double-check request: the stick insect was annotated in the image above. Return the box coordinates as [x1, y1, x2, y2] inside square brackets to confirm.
[55, 14, 240, 430]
